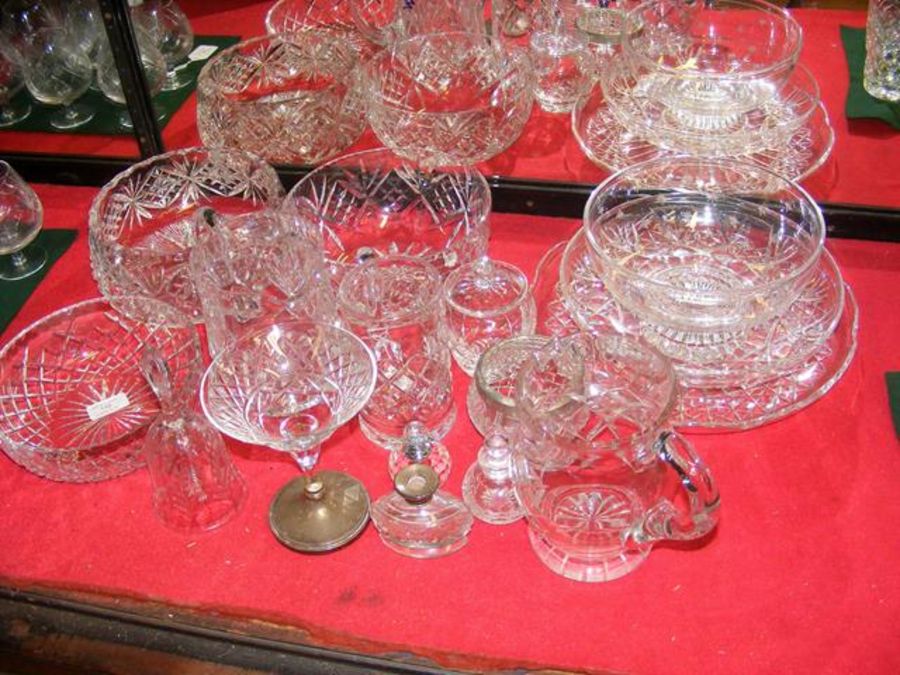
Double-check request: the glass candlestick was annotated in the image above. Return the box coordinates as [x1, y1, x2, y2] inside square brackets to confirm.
[462, 434, 524, 525]
[371, 463, 473, 558]
[387, 421, 452, 485]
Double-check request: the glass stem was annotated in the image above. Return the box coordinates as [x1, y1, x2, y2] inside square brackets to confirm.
[290, 445, 322, 473]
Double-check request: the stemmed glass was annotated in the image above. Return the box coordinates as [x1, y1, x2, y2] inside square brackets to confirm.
[95, 32, 167, 129]
[131, 0, 195, 91]
[0, 48, 30, 127]
[0, 161, 45, 281]
[201, 322, 378, 552]
[21, 27, 95, 129]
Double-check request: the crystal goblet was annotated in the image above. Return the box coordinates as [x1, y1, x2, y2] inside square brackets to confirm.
[0, 48, 30, 127]
[21, 27, 95, 129]
[0, 161, 45, 281]
[131, 0, 195, 91]
[200, 322, 377, 552]
[94, 31, 167, 130]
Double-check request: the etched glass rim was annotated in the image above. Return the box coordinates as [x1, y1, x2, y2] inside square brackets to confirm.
[582, 156, 826, 305]
[622, 0, 803, 83]
[197, 31, 357, 101]
[364, 30, 529, 118]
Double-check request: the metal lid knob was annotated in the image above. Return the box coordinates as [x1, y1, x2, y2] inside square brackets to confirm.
[394, 464, 439, 504]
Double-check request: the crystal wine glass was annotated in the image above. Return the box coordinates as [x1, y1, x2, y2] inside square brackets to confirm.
[0, 161, 45, 281]
[200, 322, 378, 552]
[95, 31, 167, 129]
[21, 27, 95, 129]
[131, 0, 195, 91]
[0, 47, 30, 127]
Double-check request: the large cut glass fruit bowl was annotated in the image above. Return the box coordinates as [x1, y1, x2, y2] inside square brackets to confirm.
[362, 32, 533, 166]
[283, 147, 491, 283]
[621, 0, 802, 125]
[89, 147, 284, 322]
[583, 157, 825, 337]
[0, 296, 201, 482]
[196, 32, 366, 166]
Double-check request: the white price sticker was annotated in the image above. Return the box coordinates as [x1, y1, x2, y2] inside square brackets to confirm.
[187, 45, 218, 61]
[86, 393, 131, 422]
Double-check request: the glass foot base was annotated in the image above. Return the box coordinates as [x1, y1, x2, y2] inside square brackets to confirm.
[269, 471, 370, 553]
[0, 101, 32, 128]
[527, 525, 649, 582]
[162, 70, 193, 91]
[50, 104, 95, 130]
[0, 246, 47, 281]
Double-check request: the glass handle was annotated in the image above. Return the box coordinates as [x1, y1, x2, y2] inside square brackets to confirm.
[636, 430, 720, 544]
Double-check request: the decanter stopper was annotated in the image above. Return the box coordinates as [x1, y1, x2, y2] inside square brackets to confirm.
[461, 434, 524, 525]
[387, 421, 452, 484]
[371, 464, 473, 558]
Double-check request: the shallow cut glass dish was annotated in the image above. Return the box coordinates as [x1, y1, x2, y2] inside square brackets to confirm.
[283, 148, 491, 283]
[89, 147, 284, 322]
[622, 0, 802, 124]
[602, 59, 820, 158]
[197, 32, 366, 166]
[0, 297, 201, 482]
[362, 32, 533, 166]
[583, 157, 825, 336]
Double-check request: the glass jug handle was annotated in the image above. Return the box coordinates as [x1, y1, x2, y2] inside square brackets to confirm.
[637, 431, 720, 544]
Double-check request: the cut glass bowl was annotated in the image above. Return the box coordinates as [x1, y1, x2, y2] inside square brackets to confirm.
[362, 32, 534, 166]
[602, 59, 820, 158]
[572, 78, 834, 183]
[265, 0, 379, 61]
[531, 236, 858, 430]
[283, 148, 491, 283]
[197, 32, 366, 166]
[89, 147, 284, 322]
[583, 157, 825, 337]
[0, 297, 201, 482]
[622, 0, 802, 122]
[558, 227, 845, 388]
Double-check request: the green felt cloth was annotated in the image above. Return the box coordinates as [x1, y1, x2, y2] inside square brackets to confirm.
[4, 35, 239, 136]
[0, 229, 77, 334]
[887, 373, 900, 439]
[840, 26, 900, 130]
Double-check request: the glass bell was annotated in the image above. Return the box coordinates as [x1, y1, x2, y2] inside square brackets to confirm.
[141, 349, 246, 533]
[387, 421, 452, 484]
[462, 434, 524, 525]
[371, 463, 473, 558]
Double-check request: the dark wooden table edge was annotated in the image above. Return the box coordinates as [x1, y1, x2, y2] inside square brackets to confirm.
[3, 153, 899, 243]
[0, 584, 607, 675]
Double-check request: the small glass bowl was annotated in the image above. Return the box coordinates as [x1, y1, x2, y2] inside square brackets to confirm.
[0, 296, 201, 482]
[362, 31, 534, 166]
[196, 32, 366, 166]
[622, 0, 802, 123]
[583, 157, 825, 337]
[89, 147, 285, 322]
[443, 257, 537, 375]
[283, 147, 491, 285]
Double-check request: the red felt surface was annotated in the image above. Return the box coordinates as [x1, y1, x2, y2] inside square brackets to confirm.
[1, 7, 898, 212]
[0, 184, 899, 673]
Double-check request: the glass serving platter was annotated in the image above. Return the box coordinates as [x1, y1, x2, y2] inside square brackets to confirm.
[572, 78, 834, 185]
[532, 235, 857, 431]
